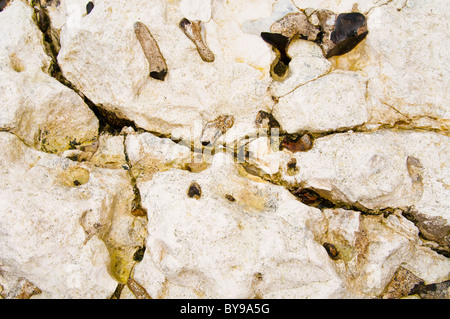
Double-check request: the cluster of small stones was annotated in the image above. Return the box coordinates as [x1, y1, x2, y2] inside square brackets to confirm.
[0, 0, 449, 299]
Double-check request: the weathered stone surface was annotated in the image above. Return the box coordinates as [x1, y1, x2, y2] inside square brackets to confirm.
[1, 0, 449, 300]
[313, 209, 450, 298]
[124, 132, 192, 182]
[0, 132, 136, 298]
[378, 266, 424, 299]
[247, 130, 450, 256]
[363, 0, 450, 129]
[269, 39, 332, 98]
[133, 152, 344, 299]
[90, 133, 127, 169]
[327, 12, 368, 58]
[0, 0, 98, 154]
[57, 0, 274, 146]
[272, 71, 368, 133]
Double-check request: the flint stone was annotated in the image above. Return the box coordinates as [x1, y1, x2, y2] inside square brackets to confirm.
[269, 39, 332, 98]
[315, 209, 450, 298]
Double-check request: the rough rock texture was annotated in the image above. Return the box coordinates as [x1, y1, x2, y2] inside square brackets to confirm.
[273, 70, 368, 133]
[0, 0, 449, 299]
[134, 152, 344, 299]
[0, 0, 99, 154]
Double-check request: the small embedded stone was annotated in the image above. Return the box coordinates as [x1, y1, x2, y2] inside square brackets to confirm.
[127, 278, 152, 299]
[323, 242, 339, 259]
[200, 115, 234, 146]
[270, 12, 320, 41]
[293, 188, 335, 209]
[409, 279, 450, 299]
[281, 134, 313, 152]
[406, 155, 423, 183]
[179, 18, 214, 62]
[134, 21, 168, 81]
[225, 194, 236, 202]
[131, 207, 147, 217]
[0, 0, 9, 12]
[86, 1, 94, 15]
[13, 279, 42, 299]
[260, 32, 291, 79]
[132, 246, 146, 262]
[326, 12, 368, 58]
[379, 266, 424, 299]
[255, 110, 280, 131]
[188, 181, 202, 199]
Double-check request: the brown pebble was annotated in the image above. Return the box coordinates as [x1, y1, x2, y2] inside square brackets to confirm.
[281, 134, 313, 152]
[179, 18, 214, 62]
[86, 1, 94, 14]
[323, 242, 339, 259]
[255, 110, 280, 130]
[188, 181, 202, 199]
[260, 32, 291, 79]
[134, 21, 168, 81]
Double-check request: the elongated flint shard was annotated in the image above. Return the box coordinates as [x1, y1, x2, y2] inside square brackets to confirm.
[326, 12, 368, 58]
[179, 18, 214, 62]
[134, 21, 168, 81]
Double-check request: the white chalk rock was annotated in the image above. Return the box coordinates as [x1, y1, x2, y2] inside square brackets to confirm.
[241, 0, 300, 35]
[57, 0, 274, 146]
[0, 0, 98, 154]
[364, 0, 450, 128]
[124, 132, 192, 182]
[0, 132, 137, 298]
[134, 152, 345, 298]
[273, 71, 369, 133]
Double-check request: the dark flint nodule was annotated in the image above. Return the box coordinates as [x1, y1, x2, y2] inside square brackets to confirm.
[86, 1, 94, 15]
[134, 21, 168, 81]
[188, 181, 202, 199]
[326, 12, 368, 58]
[260, 32, 291, 78]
